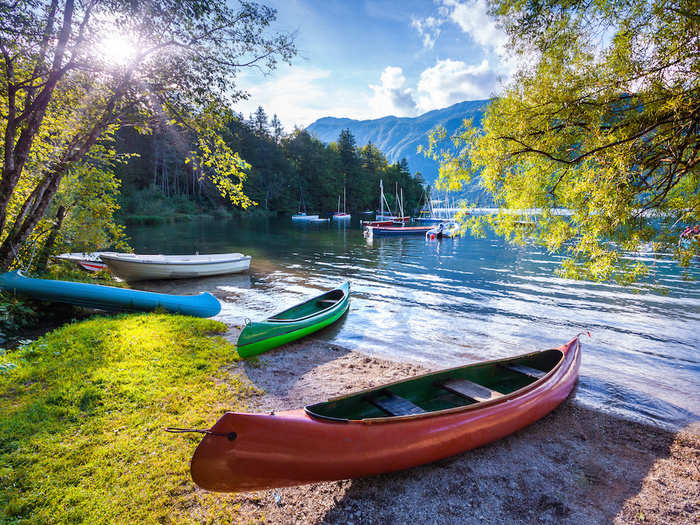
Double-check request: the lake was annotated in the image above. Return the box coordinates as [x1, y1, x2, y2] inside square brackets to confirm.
[128, 217, 700, 430]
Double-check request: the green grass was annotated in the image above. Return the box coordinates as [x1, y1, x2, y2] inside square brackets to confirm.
[0, 314, 257, 524]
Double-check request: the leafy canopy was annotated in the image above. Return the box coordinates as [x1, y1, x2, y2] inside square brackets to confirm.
[428, 0, 699, 282]
[0, 0, 295, 269]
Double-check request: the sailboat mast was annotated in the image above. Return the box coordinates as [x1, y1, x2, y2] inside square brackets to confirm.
[380, 180, 384, 217]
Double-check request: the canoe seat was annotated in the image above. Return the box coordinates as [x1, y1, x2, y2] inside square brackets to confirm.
[367, 392, 425, 416]
[505, 364, 547, 380]
[317, 299, 337, 304]
[441, 378, 503, 403]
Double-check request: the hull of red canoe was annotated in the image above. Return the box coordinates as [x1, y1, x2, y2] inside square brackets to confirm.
[191, 338, 580, 492]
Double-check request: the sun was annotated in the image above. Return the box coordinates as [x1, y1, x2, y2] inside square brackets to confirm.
[98, 32, 139, 67]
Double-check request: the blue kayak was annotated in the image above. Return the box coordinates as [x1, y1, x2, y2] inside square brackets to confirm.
[0, 271, 221, 318]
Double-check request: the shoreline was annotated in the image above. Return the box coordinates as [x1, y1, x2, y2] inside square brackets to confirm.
[216, 332, 699, 525]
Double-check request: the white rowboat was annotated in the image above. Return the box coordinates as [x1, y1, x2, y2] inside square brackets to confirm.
[100, 253, 251, 281]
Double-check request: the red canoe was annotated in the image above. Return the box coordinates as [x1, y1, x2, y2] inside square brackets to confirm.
[190, 337, 581, 492]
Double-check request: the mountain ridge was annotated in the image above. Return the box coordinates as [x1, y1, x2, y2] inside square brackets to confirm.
[306, 99, 491, 185]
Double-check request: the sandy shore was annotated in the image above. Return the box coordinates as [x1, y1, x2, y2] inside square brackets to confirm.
[210, 332, 699, 524]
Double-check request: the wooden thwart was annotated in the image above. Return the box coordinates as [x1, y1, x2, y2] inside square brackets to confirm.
[367, 392, 425, 416]
[441, 378, 503, 402]
[506, 364, 547, 379]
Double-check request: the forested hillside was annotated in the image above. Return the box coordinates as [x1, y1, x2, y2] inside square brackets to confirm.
[115, 107, 425, 222]
[306, 99, 490, 184]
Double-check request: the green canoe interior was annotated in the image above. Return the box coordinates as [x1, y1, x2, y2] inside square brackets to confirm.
[305, 349, 563, 421]
[268, 289, 346, 322]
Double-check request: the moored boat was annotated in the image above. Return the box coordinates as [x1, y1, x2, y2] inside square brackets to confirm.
[55, 252, 112, 272]
[188, 336, 582, 491]
[291, 212, 320, 221]
[332, 188, 351, 221]
[365, 225, 434, 237]
[360, 220, 394, 227]
[236, 282, 350, 357]
[426, 221, 461, 240]
[99, 252, 251, 282]
[0, 271, 221, 317]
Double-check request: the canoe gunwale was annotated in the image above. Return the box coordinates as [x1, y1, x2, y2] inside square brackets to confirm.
[304, 344, 572, 424]
[266, 289, 347, 323]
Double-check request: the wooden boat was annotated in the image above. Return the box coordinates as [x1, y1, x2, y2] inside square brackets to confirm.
[0, 271, 221, 317]
[189, 336, 581, 492]
[236, 282, 350, 357]
[55, 252, 111, 272]
[99, 252, 251, 282]
[365, 225, 434, 237]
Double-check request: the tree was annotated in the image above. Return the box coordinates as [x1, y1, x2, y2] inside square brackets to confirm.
[429, 0, 699, 282]
[0, 0, 295, 270]
[270, 114, 283, 143]
[252, 106, 269, 137]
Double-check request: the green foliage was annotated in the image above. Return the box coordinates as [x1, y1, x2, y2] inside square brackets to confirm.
[0, 313, 258, 523]
[429, 0, 699, 283]
[43, 264, 127, 289]
[225, 119, 423, 213]
[0, 0, 296, 269]
[0, 294, 36, 341]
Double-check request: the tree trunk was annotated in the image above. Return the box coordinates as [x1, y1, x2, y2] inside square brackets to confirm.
[34, 205, 66, 273]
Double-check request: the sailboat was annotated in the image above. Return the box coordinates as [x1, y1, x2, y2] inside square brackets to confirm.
[363, 180, 408, 227]
[291, 182, 319, 222]
[332, 186, 351, 221]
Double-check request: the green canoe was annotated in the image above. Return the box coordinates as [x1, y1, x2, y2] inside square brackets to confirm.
[237, 282, 350, 357]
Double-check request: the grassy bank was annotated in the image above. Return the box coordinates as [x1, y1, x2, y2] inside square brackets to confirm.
[0, 314, 253, 524]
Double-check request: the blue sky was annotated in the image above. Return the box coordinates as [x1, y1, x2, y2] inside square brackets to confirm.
[235, 0, 512, 130]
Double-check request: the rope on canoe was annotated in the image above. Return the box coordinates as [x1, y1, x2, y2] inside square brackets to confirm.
[164, 427, 237, 440]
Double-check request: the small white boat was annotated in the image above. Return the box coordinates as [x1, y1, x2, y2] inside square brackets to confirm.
[332, 188, 351, 221]
[55, 252, 114, 272]
[99, 253, 251, 281]
[291, 213, 320, 222]
[426, 222, 461, 240]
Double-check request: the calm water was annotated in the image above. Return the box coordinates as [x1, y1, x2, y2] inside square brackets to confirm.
[128, 218, 700, 430]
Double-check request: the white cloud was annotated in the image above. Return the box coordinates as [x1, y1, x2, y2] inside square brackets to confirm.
[416, 58, 498, 111]
[236, 66, 375, 130]
[369, 66, 418, 117]
[442, 0, 508, 56]
[411, 15, 444, 49]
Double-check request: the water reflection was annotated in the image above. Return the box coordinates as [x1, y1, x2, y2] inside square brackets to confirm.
[127, 218, 700, 429]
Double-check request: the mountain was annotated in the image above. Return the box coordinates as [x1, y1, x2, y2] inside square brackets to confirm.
[305, 99, 490, 185]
